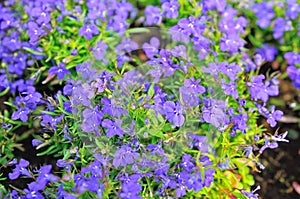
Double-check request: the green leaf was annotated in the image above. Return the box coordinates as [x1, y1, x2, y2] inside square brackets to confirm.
[23, 47, 44, 55]
[37, 144, 60, 156]
[126, 28, 151, 34]
[0, 87, 10, 97]
[148, 129, 165, 139]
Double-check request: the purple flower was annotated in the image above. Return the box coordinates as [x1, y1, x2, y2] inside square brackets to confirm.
[188, 133, 210, 152]
[11, 107, 30, 122]
[142, 37, 160, 58]
[8, 158, 31, 180]
[177, 16, 206, 37]
[220, 34, 245, 53]
[146, 141, 164, 156]
[273, 17, 286, 39]
[186, 171, 203, 192]
[222, 81, 239, 99]
[22, 88, 42, 109]
[56, 159, 73, 171]
[180, 154, 195, 172]
[101, 97, 128, 117]
[109, 15, 129, 35]
[219, 62, 242, 81]
[113, 145, 140, 167]
[285, 52, 300, 65]
[163, 101, 185, 127]
[102, 119, 124, 137]
[27, 21, 46, 44]
[144, 6, 163, 26]
[32, 139, 43, 147]
[81, 106, 103, 135]
[48, 63, 71, 80]
[70, 48, 78, 56]
[76, 61, 97, 80]
[40, 114, 64, 130]
[119, 182, 142, 199]
[2, 32, 21, 52]
[23, 187, 44, 199]
[271, 131, 289, 143]
[257, 44, 278, 62]
[266, 106, 283, 127]
[31, 7, 51, 25]
[286, 0, 300, 20]
[201, 99, 228, 128]
[93, 41, 108, 61]
[287, 66, 300, 90]
[241, 186, 260, 199]
[247, 75, 279, 103]
[0, 13, 16, 30]
[71, 83, 94, 107]
[203, 168, 215, 187]
[169, 25, 191, 43]
[29, 165, 58, 191]
[162, 0, 180, 19]
[116, 38, 138, 53]
[251, 2, 275, 28]
[179, 87, 200, 107]
[78, 23, 100, 40]
[259, 136, 278, 154]
[204, 0, 226, 12]
[176, 185, 187, 197]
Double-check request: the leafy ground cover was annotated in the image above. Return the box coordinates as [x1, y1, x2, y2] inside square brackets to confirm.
[0, 0, 300, 198]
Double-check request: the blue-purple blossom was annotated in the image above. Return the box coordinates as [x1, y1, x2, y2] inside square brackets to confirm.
[11, 107, 30, 122]
[29, 165, 59, 191]
[119, 182, 142, 199]
[266, 105, 283, 127]
[203, 0, 226, 12]
[116, 38, 139, 53]
[259, 136, 279, 154]
[8, 158, 31, 180]
[251, 2, 275, 28]
[186, 171, 203, 192]
[142, 37, 160, 58]
[163, 101, 185, 127]
[48, 63, 71, 80]
[93, 41, 108, 62]
[41, 114, 64, 130]
[287, 66, 300, 90]
[286, 0, 300, 20]
[284, 52, 300, 65]
[102, 119, 124, 137]
[257, 44, 278, 62]
[113, 145, 140, 167]
[180, 154, 195, 172]
[273, 17, 286, 39]
[188, 133, 209, 152]
[162, 0, 180, 19]
[101, 97, 128, 117]
[2, 32, 21, 52]
[27, 21, 46, 43]
[78, 23, 100, 40]
[271, 131, 289, 143]
[81, 106, 103, 135]
[241, 186, 260, 199]
[247, 75, 279, 103]
[144, 6, 163, 26]
[201, 98, 228, 128]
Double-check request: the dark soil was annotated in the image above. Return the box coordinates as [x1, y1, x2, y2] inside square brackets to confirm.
[254, 76, 300, 199]
[255, 128, 300, 199]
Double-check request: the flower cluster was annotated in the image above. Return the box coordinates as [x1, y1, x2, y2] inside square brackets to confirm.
[1, 0, 298, 198]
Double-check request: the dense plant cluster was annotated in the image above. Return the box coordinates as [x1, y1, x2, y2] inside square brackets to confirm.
[0, 0, 299, 198]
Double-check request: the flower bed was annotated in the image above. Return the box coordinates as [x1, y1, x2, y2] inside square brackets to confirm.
[0, 0, 299, 198]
